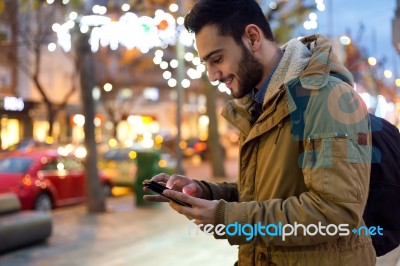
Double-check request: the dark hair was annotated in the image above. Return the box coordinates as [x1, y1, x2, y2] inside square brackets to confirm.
[184, 0, 274, 43]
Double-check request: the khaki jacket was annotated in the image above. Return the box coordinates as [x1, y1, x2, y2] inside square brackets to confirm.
[196, 35, 376, 265]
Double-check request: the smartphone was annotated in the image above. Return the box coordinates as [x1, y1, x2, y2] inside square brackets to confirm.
[143, 180, 192, 207]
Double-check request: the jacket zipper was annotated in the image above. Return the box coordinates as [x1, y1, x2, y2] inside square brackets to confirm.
[257, 87, 286, 123]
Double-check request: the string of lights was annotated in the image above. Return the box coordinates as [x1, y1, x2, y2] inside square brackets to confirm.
[47, 0, 399, 101]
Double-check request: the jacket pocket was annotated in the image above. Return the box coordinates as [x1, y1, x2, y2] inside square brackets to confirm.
[302, 133, 364, 203]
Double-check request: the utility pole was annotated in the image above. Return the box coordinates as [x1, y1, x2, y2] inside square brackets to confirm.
[175, 0, 185, 175]
[393, 0, 400, 53]
[327, 0, 334, 38]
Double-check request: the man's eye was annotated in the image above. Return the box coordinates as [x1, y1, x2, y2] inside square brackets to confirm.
[213, 57, 222, 63]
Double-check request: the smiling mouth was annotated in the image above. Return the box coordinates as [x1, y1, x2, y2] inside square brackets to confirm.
[223, 76, 234, 88]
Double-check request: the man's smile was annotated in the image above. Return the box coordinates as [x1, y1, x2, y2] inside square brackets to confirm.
[222, 75, 234, 89]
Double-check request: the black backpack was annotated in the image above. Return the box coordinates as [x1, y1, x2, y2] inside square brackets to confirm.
[362, 113, 400, 256]
[288, 83, 400, 257]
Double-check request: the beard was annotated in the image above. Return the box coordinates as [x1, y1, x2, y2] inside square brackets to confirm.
[231, 44, 264, 99]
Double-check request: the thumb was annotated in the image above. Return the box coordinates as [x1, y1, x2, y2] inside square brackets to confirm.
[182, 183, 200, 196]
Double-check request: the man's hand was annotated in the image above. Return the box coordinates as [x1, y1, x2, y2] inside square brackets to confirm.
[163, 189, 218, 225]
[143, 173, 203, 203]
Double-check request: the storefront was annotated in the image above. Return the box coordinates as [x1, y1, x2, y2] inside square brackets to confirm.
[0, 97, 37, 150]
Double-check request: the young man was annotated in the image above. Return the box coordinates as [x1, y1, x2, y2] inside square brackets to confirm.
[144, 0, 375, 265]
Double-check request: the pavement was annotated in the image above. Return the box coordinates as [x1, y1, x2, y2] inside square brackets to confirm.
[0, 194, 239, 266]
[0, 151, 399, 266]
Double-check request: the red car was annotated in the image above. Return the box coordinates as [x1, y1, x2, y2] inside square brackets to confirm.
[0, 150, 112, 211]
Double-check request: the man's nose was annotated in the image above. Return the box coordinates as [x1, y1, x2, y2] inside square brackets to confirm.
[207, 68, 222, 83]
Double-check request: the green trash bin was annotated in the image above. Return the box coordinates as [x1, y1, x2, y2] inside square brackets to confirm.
[134, 149, 161, 206]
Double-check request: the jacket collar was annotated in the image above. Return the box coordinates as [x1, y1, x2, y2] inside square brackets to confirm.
[222, 34, 354, 134]
[226, 35, 313, 115]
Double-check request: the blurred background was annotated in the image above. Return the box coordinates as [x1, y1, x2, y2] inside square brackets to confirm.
[0, 0, 399, 265]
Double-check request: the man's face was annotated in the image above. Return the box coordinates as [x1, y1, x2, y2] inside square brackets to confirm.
[195, 25, 264, 99]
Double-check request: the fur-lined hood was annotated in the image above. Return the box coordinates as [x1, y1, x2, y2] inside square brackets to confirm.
[227, 34, 354, 117]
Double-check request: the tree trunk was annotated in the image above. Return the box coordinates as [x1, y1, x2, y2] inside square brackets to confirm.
[77, 31, 106, 213]
[205, 82, 226, 178]
[112, 121, 118, 139]
[103, 105, 118, 139]
[46, 103, 55, 138]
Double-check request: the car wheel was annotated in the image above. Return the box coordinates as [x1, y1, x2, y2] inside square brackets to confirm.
[34, 193, 52, 211]
[103, 183, 112, 197]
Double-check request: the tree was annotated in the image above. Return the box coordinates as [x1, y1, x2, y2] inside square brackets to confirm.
[77, 30, 106, 212]
[0, 0, 79, 140]
[204, 79, 226, 178]
[0, 0, 106, 213]
[93, 46, 165, 139]
[258, 0, 315, 44]
[342, 33, 397, 113]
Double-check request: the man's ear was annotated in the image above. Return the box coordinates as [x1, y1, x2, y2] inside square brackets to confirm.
[244, 24, 262, 50]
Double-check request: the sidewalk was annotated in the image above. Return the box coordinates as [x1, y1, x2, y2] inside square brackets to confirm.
[0, 193, 238, 266]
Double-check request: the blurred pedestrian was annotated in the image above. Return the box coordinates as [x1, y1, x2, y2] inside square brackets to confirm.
[144, 0, 374, 265]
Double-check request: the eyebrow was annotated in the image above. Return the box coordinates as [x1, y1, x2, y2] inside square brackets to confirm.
[201, 48, 224, 63]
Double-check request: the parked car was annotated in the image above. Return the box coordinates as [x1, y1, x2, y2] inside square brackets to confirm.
[0, 150, 113, 211]
[5, 139, 56, 152]
[98, 144, 176, 188]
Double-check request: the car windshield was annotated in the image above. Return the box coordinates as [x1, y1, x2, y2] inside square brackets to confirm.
[0, 157, 34, 173]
